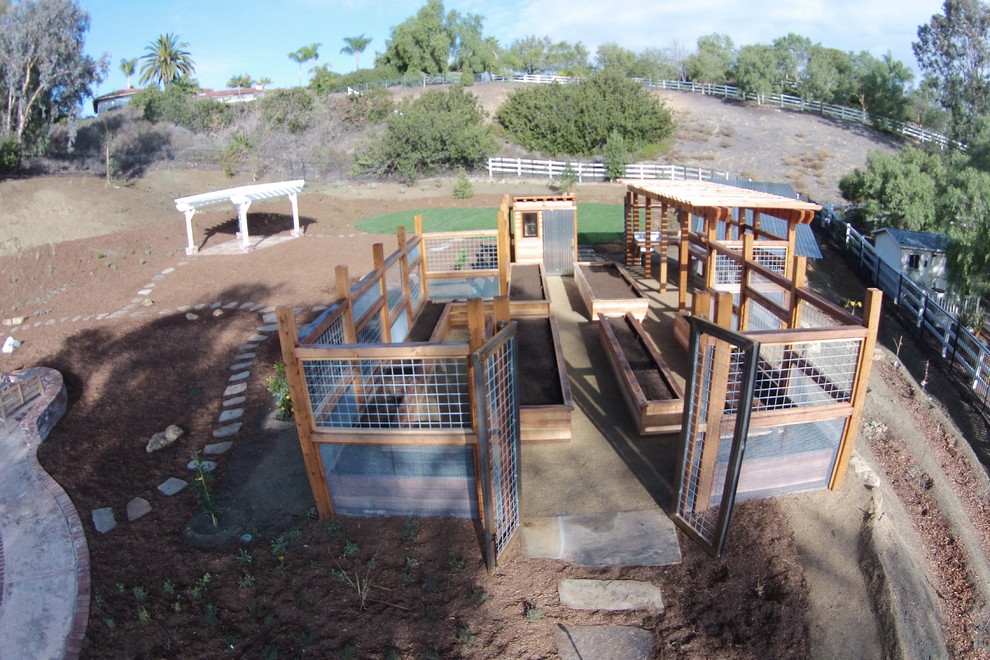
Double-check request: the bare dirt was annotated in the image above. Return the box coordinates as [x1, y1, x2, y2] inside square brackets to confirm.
[0, 92, 985, 658]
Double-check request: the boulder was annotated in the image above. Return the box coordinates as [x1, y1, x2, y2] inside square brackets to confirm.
[146, 425, 184, 453]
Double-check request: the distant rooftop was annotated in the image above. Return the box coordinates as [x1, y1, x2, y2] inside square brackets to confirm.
[875, 227, 950, 253]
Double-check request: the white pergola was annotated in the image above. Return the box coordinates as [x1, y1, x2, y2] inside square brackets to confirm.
[174, 179, 305, 255]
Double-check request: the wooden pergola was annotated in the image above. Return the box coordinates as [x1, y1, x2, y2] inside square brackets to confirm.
[174, 179, 305, 254]
[622, 180, 822, 309]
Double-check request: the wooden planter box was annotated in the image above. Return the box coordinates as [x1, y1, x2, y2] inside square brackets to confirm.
[515, 315, 573, 444]
[509, 263, 551, 316]
[574, 261, 649, 321]
[598, 313, 684, 435]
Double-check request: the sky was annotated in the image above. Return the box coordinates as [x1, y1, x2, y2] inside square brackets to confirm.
[79, 0, 944, 101]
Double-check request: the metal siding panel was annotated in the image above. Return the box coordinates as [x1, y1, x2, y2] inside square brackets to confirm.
[542, 209, 575, 275]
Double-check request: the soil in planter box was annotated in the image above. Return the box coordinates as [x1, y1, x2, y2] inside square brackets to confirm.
[607, 317, 676, 401]
[584, 263, 638, 299]
[509, 264, 544, 301]
[516, 318, 563, 406]
[406, 300, 446, 342]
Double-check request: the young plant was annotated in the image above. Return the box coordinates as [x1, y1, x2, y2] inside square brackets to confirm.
[524, 602, 544, 621]
[137, 606, 151, 622]
[266, 362, 293, 419]
[238, 572, 256, 589]
[236, 549, 253, 565]
[190, 453, 220, 526]
[457, 626, 476, 644]
[399, 517, 420, 542]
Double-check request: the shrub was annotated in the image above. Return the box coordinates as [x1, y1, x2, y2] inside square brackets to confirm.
[453, 169, 474, 198]
[259, 88, 315, 135]
[354, 87, 497, 182]
[0, 136, 18, 173]
[602, 130, 630, 180]
[557, 162, 578, 192]
[497, 69, 674, 156]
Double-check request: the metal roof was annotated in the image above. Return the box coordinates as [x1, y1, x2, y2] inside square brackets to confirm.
[874, 227, 950, 253]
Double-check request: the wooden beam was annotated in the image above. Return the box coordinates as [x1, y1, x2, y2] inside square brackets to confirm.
[373, 243, 390, 343]
[715, 291, 734, 329]
[335, 265, 357, 343]
[498, 207, 510, 295]
[276, 306, 334, 518]
[830, 288, 883, 490]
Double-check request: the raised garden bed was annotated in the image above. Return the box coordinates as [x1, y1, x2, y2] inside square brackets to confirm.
[509, 263, 551, 316]
[574, 261, 649, 321]
[516, 315, 573, 444]
[598, 313, 684, 435]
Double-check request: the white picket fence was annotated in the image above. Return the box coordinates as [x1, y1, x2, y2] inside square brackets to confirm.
[486, 157, 748, 183]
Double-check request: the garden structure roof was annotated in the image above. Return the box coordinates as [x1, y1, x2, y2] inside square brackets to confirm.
[174, 179, 305, 254]
[625, 180, 821, 221]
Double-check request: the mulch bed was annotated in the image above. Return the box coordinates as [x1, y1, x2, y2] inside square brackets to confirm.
[508, 264, 544, 301]
[515, 317, 563, 406]
[581, 263, 640, 299]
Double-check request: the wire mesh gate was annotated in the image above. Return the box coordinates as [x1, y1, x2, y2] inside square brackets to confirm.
[673, 317, 759, 557]
[473, 322, 521, 572]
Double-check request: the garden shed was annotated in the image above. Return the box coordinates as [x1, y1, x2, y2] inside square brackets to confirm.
[507, 194, 577, 275]
[874, 227, 949, 293]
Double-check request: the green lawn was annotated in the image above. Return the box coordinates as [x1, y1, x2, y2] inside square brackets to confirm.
[355, 203, 625, 244]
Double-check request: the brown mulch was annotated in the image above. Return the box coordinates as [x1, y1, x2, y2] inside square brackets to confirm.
[508, 264, 545, 301]
[606, 316, 676, 401]
[580, 262, 640, 299]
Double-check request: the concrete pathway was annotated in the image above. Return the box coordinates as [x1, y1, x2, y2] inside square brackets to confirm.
[0, 423, 88, 660]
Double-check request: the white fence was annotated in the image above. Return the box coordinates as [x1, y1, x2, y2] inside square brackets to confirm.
[821, 217, 990, 419]
[487, 157, 748, 183]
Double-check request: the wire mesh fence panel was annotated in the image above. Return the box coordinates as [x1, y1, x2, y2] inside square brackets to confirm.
[755, 339, 860, 409]
[356, 315, 382, 344]
[714, 253, 742, 286]
[474, 324, 521, 571]
[422, 235, 499, 273]
[303, 356, 470, 430]
[737, 418, 846, 499]
[312, 310, 346, 345]
[409, 269, 424, 307]
[747, 299, 786, 332]
[798, 301, 844, 329]
[674, 319, 758, 556]
[385, 261, 405, 315]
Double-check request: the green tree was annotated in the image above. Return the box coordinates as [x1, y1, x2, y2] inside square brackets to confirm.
[499, 35, 589, 75]
[255, 76, 272, 90]
[839, 146, 945, 231]
[354, 86, 496, 181]
[227, 74, 253, 90]
[629, 45, 688, 81]
[733, 44, 780, 96]
[447, 11, 498, 74]
[860, 53, 914, 129]
[602, 130, 630, 180]
[138, 33, 195, 88]
[288, 42, 321, 86]
[0, 0, 107, 155]
[914, 0, 990, 143]
[340, 34, 372, 71]
[772, 33, 814, 94]
[595, 43, 637, 75]
[497, 69, 673, 156]
[119, 56, 137, 88]
[685, 33, 735, 84]
[800, 46, 849, 103]
[376, 0, 451, 74]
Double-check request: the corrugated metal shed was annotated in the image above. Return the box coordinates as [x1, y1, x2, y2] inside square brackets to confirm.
[874, 228, 949, 253]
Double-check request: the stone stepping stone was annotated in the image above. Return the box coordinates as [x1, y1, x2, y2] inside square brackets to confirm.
[187, 459, 217, 472]
[258, 323, 279, 333]
[177, 306, 190, 312]
[138, 289, 153, 296]
[223, 301, 239, 310]
[230, 361, 253, 371]
[523, 510, 681, 567]
[238, 343, 258, 351]
[204, 441, 233, 455]
[313, 305, 328, 312]
[218, 408, 243, 423]
[186, 313, 199, 321]
[239, 302, 255, 310]
[210, 302, 222, 310]
[194, 303, 206, 310]
[229, 371, 250, 382]
[247, 333, 267, 342]
[555, 625, 653, 660]
[224, 383, 247, 397]
[558, 579, 664, 612]
[127, 497, 152, 521]
[161, 267, 175, 275]
[262, 312, 278, 324]
[260, 306, 276, 314]
[213, 422, 242, 438]
[234, 352, 256, 360]
[158, 477, 188, 495]
[92, 507, 116, 534]
[224, 396, 246, 407]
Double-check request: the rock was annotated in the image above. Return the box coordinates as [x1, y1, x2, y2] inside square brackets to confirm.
[188, 459, 217, 472]
[223, 396, 246, 407]
[2, 316, 26, 326]
[556, 625, 653, 660]
[92, 507, 117, 534]
[558, 579, 665, 612]
[164, 425, 184, 442]
[229, 371, 250, 381]
[204, 441, 233, 455]
[224, 382, 247, 397]
[213, 309, 224, 317]
[259, 324, 279, 333]
[2, 336, 21, 354]
[230, 361, 252, 371]
[141, 298, 155, 307]
[158, 477, 188, 495]
[185, 312, 199, 321]
[262, 312, 278, 324]
[126, 497, 152, 521]
[213, 422, 241, 438]
[146, 431, 171, 453]
[218, 408, 243, 423]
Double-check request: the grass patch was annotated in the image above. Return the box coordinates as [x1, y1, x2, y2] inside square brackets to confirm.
[355, 203, 625, 245]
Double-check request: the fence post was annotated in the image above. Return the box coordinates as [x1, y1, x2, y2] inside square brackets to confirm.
[918, 291, 928, 330]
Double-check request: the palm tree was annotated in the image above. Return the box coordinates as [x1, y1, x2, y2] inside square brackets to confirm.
[227, 74, 253, 89]
[139, 33, 195, 88]
[288, 43, 320, 86]
[119, 57, 137, 88]
[255, 76, 272, 91]
[340, 34, 372, 71]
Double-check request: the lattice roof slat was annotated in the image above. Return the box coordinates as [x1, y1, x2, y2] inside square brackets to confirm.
[624, 180, 821, 218]
[174, 179, 305, 212]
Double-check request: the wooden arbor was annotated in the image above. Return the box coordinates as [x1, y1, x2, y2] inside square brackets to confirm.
[622, 181, 881, 497]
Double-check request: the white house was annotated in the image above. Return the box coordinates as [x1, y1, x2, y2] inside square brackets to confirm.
[874, 227, 950, 292]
